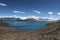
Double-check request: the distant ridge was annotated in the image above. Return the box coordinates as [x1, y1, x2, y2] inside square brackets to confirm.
[0, 16, 56, 21]
[22, 18, 39, 22]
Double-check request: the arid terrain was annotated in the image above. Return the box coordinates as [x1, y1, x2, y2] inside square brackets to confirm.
[0, 21, 60, 40]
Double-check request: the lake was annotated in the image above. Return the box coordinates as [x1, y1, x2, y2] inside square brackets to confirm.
[4, 21, 48, 30]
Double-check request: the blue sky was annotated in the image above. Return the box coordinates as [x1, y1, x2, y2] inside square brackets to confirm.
[0, 0, 60, 19]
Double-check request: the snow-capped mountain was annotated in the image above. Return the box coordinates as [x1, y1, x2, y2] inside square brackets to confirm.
[0, 16, 56, 21]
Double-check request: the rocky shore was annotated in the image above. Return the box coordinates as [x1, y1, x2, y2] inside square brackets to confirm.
[0, 21, 60, 40]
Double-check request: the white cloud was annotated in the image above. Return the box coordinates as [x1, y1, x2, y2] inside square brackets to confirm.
[57, 12, 60, 15]
[48, 12, 53, 15]
[12, 11, 25, 14]
[32, 10, 41, 14]
[0, 3, 7, 6]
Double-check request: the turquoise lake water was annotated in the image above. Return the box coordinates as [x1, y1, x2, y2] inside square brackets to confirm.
[4, 21, 48, 30]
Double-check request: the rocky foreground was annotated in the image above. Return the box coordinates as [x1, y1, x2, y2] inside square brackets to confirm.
[0, 21, 60, 40]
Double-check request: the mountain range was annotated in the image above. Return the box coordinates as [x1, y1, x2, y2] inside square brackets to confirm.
[0, 17, 51, 22]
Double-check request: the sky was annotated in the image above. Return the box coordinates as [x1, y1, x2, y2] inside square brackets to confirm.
[0, 0, 60, 19]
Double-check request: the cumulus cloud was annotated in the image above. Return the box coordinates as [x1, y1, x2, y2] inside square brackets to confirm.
[12, 11, 25, 14]
[57, 12, 60, 15]
[48, 12, 53, 15]
[0, 3, 7, 6]
[32, 10, 41, 14]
